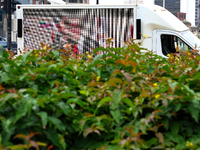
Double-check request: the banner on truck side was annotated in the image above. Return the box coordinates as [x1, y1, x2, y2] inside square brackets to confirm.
[23, 8, 134, 53]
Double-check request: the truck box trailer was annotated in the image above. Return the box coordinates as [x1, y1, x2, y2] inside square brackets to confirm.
[16, 4, 200, 57]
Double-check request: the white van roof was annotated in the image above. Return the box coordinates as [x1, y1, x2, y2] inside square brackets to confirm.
[137, 4, 188, 32]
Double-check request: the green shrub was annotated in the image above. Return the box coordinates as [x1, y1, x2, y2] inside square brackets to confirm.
[0, 43, 200, 150]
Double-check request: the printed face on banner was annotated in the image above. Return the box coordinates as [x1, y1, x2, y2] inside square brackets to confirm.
[23, 8, 134, 53]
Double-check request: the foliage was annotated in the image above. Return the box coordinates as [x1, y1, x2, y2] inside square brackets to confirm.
[0, 42, 200, 150]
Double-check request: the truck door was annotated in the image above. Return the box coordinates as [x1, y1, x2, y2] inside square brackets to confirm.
[153, 29, 193, 57]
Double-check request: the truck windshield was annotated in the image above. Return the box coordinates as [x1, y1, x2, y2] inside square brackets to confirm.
[181, 30, 200, 49]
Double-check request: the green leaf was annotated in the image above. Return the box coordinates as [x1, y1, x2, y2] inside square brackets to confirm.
[106, 53, 119, 59]
[193, 72, 200, 80]
[1, 72, 11, 83]
[4, 58, 19, 70]
[178, 74, 190, 83]
[52, 50, 60, 59]
[2, 63, 11, 72]
[60, 93, 77, 99]
[188, 105, 199, 123]
[174, 103, 181, 112]
[1, 93, 18, 103]
[26, 98, 33, 117]
[43, 128, 63, 148]
[33, 67, 48, 73]
[178, 84, 195, 97]
[57, 102, 73, 116]
[110, 109, 120, 124]
[169, 81, 178, 92]
[22, 51, 32, 63]
[109, 47, 122, 55]
[162, 119, 169, 130]
[121, 98, 135, 111]
[58, 134, 67, 150]
[151, 145, 164, 149]
[0, 134, 1, 148]
[15, 102, 27, 123]
[92, 54, 103, 65]
[79, 90, 89, 97]
[2, 50, 8, 58]
[48, 117, 66, 133]
[37, 112, 48, 128]
[97, 97, 113, 108]
[170, 121, 179, 134]
[112, 90, 123, 106]
[2, 118, 12, 133]
[67, 98, 84, 106]
[162, 65, 171, 73]
[147, 66, 155, 74]
[165, 132, 184, 143]
[146, 137, 158, 147]
[106, 58, 116, 64]
[1, 128, 15, 145]
[48, 64, 59, 72]
[93, 47, 107, 54]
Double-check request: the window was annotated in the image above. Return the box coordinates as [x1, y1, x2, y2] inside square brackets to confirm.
[69, 0, 83, 2]
[0, 12, 2, 21]
[161, 34, 192, 56]
[0, 37, 6, 41]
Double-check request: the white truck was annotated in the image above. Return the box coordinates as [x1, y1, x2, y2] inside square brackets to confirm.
[16, 4, 200, 57]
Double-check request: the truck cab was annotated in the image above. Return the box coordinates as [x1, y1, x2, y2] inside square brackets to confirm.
[137, 4, 200, 57]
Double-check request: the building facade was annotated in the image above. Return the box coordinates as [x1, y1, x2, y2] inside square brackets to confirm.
[180, 0, 195, 26]
[155, 0, 163, 7]
[124, 0, 144, 4]
[195, 0, 198, 26]
[0, 0, 49, 38]
[155, 0, 181, 16]
[177, 12, 186, 21]
[124, 0, 154, 4]
[155, 0, 196, 26]
[65, 0, 88, 3]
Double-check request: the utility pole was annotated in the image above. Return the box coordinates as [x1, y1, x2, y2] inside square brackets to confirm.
[1, 0, 7, 13]
[7, 0, 21, 50]
[198, 0, 200, 36]
[163, 0, 165, 8]
[7, 0, 11, 50]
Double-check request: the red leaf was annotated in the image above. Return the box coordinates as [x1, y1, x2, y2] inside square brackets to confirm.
[94, 130, 101, 136]
[96, 145, 106, 150]
[41, 42, 45, 48]
[47, 145, 54, 150]
[111, 69, 121, 78]
[116, 59, 125, 66]
[119, 139, 128, 146]
[155, 132, 164, 145]
[30, 140, 39, 150]
[121, 70, 132, 85]
[83, 128, 93, 137]
[0, 84, 4, 91]
[125, 54, 130, 62]
[125, 60, 138, 67]
[29, 131, 42, 138]
[14, 134, 27, 141]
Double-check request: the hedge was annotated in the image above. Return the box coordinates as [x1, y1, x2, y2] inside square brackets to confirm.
[0, 42, 200, 150]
